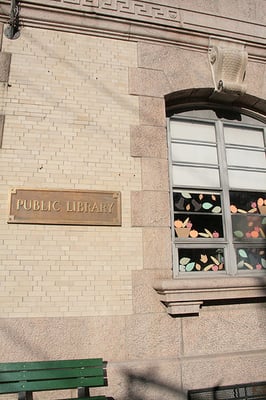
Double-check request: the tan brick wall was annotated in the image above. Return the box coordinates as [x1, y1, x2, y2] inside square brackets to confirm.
[0, 27, 142, 317]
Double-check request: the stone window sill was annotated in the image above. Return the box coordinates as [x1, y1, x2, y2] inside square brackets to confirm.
[154, 276, 266, 316]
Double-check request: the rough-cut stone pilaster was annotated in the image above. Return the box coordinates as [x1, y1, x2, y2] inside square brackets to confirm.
[129, 67, 171, 97]
[142, 227, 172, 270]
[139, 96, 166, 127]
[0, 114, 4, 148]
[130, 125, 168, 159]
[0, 52, 11, 82]
[141, 158, 169, 191]
[0, 23, 3, 49]
[131, 191, 170, 227]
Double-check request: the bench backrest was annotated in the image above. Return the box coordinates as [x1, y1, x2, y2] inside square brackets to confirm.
[0, 358, 106, 394]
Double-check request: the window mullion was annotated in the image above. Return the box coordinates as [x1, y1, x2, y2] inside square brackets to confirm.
[215, 120, 237, 275]
[168, 118, 178, 276]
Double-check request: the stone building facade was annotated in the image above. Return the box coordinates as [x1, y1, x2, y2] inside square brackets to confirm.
[0, 1, 265, 399]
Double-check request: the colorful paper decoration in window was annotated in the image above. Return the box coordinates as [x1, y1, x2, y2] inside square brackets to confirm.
[179, 248, 225, 272]
[230, 191, 266, 270]
[173, 191, 223, 239]
[174, 190, 266, 272]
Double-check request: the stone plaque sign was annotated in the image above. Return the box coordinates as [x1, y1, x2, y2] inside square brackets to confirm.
[8, 188, 121, 226]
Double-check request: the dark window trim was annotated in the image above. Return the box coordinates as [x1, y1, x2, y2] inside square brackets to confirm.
[188, 381, 266, 400]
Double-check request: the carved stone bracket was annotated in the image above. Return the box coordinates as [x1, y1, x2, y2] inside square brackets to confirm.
[208, 43, 248, 95]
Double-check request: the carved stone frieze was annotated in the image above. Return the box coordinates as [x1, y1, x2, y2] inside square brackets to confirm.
[29, 0, 180, 25]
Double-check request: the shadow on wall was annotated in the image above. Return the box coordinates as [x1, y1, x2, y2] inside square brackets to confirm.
[122, 369, 223, 400]
[123, 368, 187, 400]
[122, 369, 266, 400]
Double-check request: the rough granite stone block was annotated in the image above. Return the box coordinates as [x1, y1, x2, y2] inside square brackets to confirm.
[107, 359, 183, 400]
[143, 227, 172, 270]
[125, 311, 182, 360]
[246, 61, 266, 99]
[130, 125, 168, 159]
[182, 303, 266, 356]
[132, 269, 171, 314]
[131, 191, 170, 227]
[129, 67, 171, 97]
[138, 42, 212, 92]
[141, 158, 169, 191]
[0, 316, 127, 362]
[182, 353, 266, 390]
[139, 96, 166, 127]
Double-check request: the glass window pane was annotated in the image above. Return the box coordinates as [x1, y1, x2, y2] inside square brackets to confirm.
[236, 247, 266, 271]
[171, 121, 216, 141]
[232, 214, 266, 240]
[230, 191, 266, 241]
[174, 214, 223, 238]
[224, 126, 265, 147]
[226, 148, 265, 169]
[173, 191, 224, 238]
[178, 248, 225, 272]
[228, 170, 266, 190]
[171, 143, 218, 164]
[172, 166, 220, 187]
[230, 191, 266, 213]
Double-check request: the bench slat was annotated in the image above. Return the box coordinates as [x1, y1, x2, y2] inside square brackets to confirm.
[59, 397, 106, 400]
[0, 376, 105, 394]
[0, 359, 103, 373]
[0, 366, 104, 383]
[87, 397, 106, 400]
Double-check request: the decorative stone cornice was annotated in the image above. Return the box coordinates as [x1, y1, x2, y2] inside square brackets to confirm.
[0, 1, 265, 60]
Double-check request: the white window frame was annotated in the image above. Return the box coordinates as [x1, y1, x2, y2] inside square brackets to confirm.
[168, 109, 266, 278]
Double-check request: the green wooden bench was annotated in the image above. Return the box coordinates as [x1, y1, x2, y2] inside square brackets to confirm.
[0, 358, 107, 400]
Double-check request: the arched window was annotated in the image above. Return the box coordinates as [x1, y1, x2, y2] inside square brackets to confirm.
[168, 108, 266, 276]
